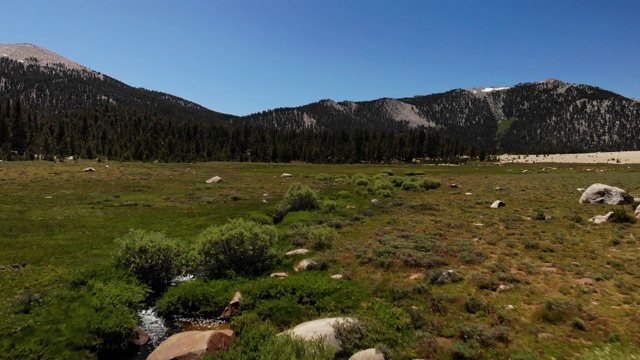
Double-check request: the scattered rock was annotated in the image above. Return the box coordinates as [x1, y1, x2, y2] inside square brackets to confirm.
[219, 292, 242, 320]
[409, 273, 424, 280]
[147, 329, 234, 360]
[270, 272, 288, 278]
[579, 183, 634, 205]
[577, 188, 586, 192]
[346, 205, 356, 209]
[589, 211, 614, 224]
[490, 200, 506, 208]
[279, 317, 358, 350]
[286, 249, 310, 256]
[206, 176, 223, 184]
[82, 167, 95, 172]
[571, 262, 581, 267]
[281, 173, 293, 178]
[349, 348, 386, 360]
[449, 184, 458, 188]
[132, 326, 150, 346]
[295, 259, 319, 272]
[522, 170, 528, 173]
[371, 199, 379, 204]
[330, 274, 344, 280]
[433, 270, 459, 285]
[472, 223, 484, 227]
[494, 186, 503, 191]
[635, 204, 640, 219]
[496, 284, 511, 292]
[465, 192, 473, 195]
[505, 305, 514, 310]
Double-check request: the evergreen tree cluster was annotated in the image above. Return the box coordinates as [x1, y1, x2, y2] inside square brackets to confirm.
[0, 99, 478, 163]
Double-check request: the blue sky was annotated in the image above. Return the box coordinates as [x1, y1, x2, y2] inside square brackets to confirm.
[2, 0, 639, 115]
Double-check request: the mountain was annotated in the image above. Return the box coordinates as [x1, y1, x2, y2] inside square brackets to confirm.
[240, 78, 640, 154]
[1, 43, 639, 163]
[0, 43, 236, 125]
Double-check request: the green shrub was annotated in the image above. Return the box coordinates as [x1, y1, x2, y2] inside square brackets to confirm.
[572, 316, 587, 331]
[355, 178, 370, 187]
[609, 208, 637, 224]
[464, 296, 486, 314]
[539, 298, 582, 324]
[380, 169, 395, 176]
[195, 219, 279, 279]
[450, 339, 481, 360]
[222, 321, 335, 360]
[420, 178, 441, 190]
[402, 182, 420, 191]
[388, 176, 405, 187]
[113, 229, 181, 292]
[322, 200, 339, 213]
[281, 183, 322, 212]
[156, 280, 235, 317]
[308, 226, 338, 250]
[404, 170, 425, 176]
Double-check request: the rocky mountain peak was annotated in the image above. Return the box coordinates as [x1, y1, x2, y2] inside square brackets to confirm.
[0, 43, 101, 77]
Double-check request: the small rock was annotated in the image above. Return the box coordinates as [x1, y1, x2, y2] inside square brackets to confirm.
[132, 326, 150, 346]
[571, 262, 581, 267]
[295, 259, 318, 272]
[577, 188, 586, 192]
[281, 173, 293, 178]
[330, 274, 343, 280]
[505, 305, 514, 310]
[270, 272, 288, 278]
[219, 292, 242, 320]
[635, 204, 640, 219]
[82, 167, 96, 172]
[349, 348, 386, 360]
[465, 192, 473, 195]
[472, 223, 484, 227]
[433, 270, 459, 285]
[371, 199, 379, 204]
[449, 184, 458, 188]
[538, 333, 555, 340]
[494, 186, 503, 191]
[522, 170, 528, 173]
[490, 200, 506, 208]
[206, 176, 223, 184]
[409, 273, 424, 280]
[589, 211, 614, 224]
[286, 249, 310, 256]
[346, 205, 356, 209]
[496, 284, 510, 292]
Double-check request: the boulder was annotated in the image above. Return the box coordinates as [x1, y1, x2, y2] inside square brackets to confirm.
[349, 348, 386, 360]
[279, 317, 358, 349]
[579, 183, 633, 205]
[589, 211, 614, 224]
[286, 249, 310, 256]
[147, 329, 234, 360]
[295, 259, 319, 272]
[219, 292, 242, 320]
[490, 200, 505, 208]
[206, 176, 222, 184]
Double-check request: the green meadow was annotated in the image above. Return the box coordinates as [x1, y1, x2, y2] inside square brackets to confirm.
[2, 160, 640, 359]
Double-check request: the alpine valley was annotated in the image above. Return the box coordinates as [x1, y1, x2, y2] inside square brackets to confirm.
[1, 43, 639, 162]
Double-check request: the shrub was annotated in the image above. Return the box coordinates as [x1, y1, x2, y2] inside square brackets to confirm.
[156, 279, 235, 317]
[322, 200, 339, 213]
[380, 169, 395, 176]
[355, 178, 370, 187]
[538, 298, 581, 324]
[420, 178, 441, 190]
[308, 226, 338, 250]
[388, 176, 404, 187]
[402, 182, 420, 191]
[195, 219, 279, 279]
[113, 229, 181, 292]
[281, 183, 322, 212]
[404, 170, 425, 176]
[464, 296, 486, 314]
[609, 208, 637, 224]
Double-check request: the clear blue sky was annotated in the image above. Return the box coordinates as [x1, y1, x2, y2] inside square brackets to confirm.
[2, 0, 639, 116]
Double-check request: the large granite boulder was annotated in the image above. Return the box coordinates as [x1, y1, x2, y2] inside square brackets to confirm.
[579, 183, 633, 205]
[147, 329, 234, 360]
[279, 317, 358, 349]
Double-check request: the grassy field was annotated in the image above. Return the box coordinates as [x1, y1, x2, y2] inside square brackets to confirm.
[2, 159, 640, 359]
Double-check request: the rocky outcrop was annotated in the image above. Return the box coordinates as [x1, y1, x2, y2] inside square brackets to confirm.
[279, 317, 358, 349]
[579, 183, 633, 205]
[147, 329, 234, 360]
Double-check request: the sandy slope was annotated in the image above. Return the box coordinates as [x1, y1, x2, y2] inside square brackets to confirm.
[499, 151, 640, 164]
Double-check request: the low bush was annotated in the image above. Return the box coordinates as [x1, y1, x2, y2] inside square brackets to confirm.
[113, 229, 181, 292]
[156, 279, 235, 317]
[609, 208, 637, 224]
[402, 182, 420, 191]
[195, 219, 279, 279]
[420, 178, 441, 190]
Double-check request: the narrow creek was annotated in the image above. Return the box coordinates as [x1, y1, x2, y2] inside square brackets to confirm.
[123, 274, 230, 360]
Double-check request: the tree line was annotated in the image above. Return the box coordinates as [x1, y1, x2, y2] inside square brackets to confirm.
[0, 99, 483, 163]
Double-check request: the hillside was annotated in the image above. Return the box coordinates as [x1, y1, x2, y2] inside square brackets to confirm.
[1, 43, 639, 162]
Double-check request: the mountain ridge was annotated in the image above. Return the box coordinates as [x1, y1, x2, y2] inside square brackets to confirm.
[1, 43, 639, 161]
